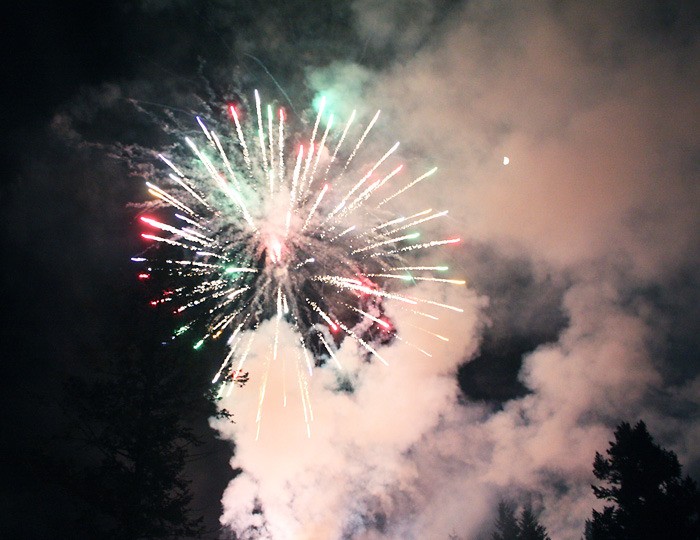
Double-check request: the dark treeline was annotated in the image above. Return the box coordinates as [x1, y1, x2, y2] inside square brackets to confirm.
[479, 420, 700, 540]
[2, 299, 236, 539]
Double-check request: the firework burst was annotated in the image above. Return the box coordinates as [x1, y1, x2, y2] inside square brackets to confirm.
[132, 91, 465, 437]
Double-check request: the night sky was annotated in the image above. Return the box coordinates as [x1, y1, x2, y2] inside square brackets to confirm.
[2, 1, 699, 538]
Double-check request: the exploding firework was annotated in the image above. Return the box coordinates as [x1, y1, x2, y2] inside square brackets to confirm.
[132, 91, 465, 437]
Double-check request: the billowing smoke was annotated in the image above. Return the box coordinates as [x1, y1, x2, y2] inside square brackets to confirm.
[211, 2, 700, 538]
[213, 284, 483, 538]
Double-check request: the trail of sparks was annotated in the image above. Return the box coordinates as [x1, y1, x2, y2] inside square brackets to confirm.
[254, 90, 269, 174]
[402, 321, 450, 343]
[378, 166, 438, 208]
[365, 273, 466, 286]
[302, 184, 329, 231]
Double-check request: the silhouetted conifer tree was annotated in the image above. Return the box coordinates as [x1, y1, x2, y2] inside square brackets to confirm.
[585, 421, 700, 539]
[491, 500, 550, 540]
[60, 341, 209, 538]
[492, 500, 520, 540]
[518, 505, 550, 540]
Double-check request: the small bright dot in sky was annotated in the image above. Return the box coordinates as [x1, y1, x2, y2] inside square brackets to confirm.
[503, 156, 510, 165]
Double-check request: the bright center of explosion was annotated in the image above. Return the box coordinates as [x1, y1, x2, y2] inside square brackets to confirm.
[267, 236, 284, 265]
[258, 188, 293, 267]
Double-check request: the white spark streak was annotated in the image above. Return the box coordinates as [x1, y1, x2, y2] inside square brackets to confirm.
[377, 166, 438, 207]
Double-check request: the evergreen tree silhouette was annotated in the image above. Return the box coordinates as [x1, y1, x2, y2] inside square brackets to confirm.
[518, 505, 550, 540]
[585, 421, 700, 539]
[492, 500, 519, 540]
[59, 341, 209, 538]
[491, 500, 550, 540]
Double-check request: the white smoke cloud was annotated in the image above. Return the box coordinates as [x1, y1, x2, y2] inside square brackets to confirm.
[212, 284, 484, 538]
[366, 2, 700, 279]
[214, 2, 700, 538]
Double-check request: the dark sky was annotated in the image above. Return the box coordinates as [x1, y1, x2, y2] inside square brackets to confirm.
[2, 1, 699, 538]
